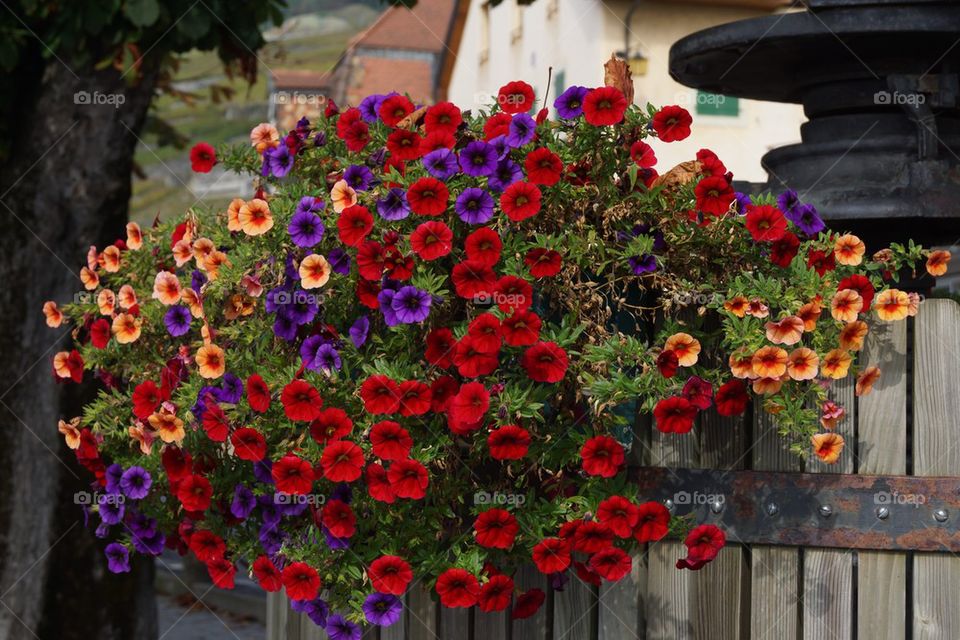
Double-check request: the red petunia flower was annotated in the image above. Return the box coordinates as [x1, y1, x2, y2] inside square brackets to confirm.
[386, 129, 423, 161]
[452, 260, 497, 300]
[697, 148, 727, 177]
[524, 147, 563, 186]
[770, 231, 800, 267]
[252, 556, 283, 592]
[398, 380, 432, 416]
[497, 80, 535, 114]
[425, 101, 462, 135]
[682, 376, 714, 410]
[430, 376, 459, 412]
[465, 227, 503, 267]
[583, 86, 628, 126]
[474, 508, 520, 549]
[272, 453, 315, 494]
[337, 204, 374, 247]
[281, 380, 322, 422]
[189, 142, 216, 173]
[839, 273, 875, 309]
[524, 247, 562, 278]
[357, 279, 381, 309]
[423, 130, 456, 151]
[231, 427, 267, 461]
[807, 248, 836, 276]
[521, 341, 568, 383]
[502, 310, 542, 346]
[488, 424, 531, 460]
[342, 121, 370, 152]
[407, 177, 449, 216]
[369, 555, 413, 595]
[162, 445, 192, 480]
[132, 380, 161, 420]
[597, 496, 640, 538]
[715, 379, 750, 417]
[695, 176, 735, 216]
[436, 568, 481, 608]
[387, 458, 429, 499]
[500, 181, 542, 222]
[630, 141, 657, 168]
[379, 94, 415, 126]
[494, 275, 532, 313]
[589, 547, 632, 581]
[634, 501, 670, 542]
[677, 524, 726, 571]
[177, 474, 212, 512]
[450, 381, 490, 425]
[468, 313, 502, 353]
[320, 440, 364, 482]
[656, 350, 679, 378]
[321, 498, 356, 538]
[366, 462, 397, 504]
[580, 435, 625, 478]
[652, 105, 692, 142]
[532, 537, 571, 574]
[207, 557, 236, 589]
[282, 562, 321, 601]
[575, 560, 602, 587]
[453, 336, 499, 378]
[478, 574, 514, 613]
[745, 204, 787, 242]
[512, 588, 546, 619]
[425, 328, 456, 368]
[573, 520, 615, 554]
[309, 407, 354, 445]
[410, 221, 453, 260]
[654, 396, 698, 434]
[484, 112, 513, 140]
[201, 400, 229, 442]
[189, 529, 225, 563]
[370, 420, 413, 460]
[360, 375, 401, 414]
[90, 318, 111, 349]
[246, 374, 271, 413]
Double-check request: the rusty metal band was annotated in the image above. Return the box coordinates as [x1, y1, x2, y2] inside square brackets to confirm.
[630, 466, 960, 552]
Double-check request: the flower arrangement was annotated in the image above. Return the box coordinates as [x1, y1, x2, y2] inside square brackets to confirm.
[46, 66, 948, 632]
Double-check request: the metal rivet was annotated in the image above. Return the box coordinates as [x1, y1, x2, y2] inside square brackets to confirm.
[709, 498, 724, 514]
[818, 505, 833, 518]
[876, 506, 890, 520]
[934, 508, 949, 523]
[664, 499, 675, 513]
[765, 502, 779, 516]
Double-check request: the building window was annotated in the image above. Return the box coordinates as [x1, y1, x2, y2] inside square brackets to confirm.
[696, 91, 739, 117]
[479, 2, 490, 64]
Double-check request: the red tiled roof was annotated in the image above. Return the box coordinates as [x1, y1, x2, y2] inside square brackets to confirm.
[271, 69, 332, 90]
[353, 0, 456, 53]
[344, 56, 435, 106]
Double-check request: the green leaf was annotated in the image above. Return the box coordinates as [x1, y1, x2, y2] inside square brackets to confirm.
[124, 0, 160, 27]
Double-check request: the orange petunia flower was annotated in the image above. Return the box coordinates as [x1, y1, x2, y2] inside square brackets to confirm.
[856, 366, 881, 396]
[196, 343, 226, 379]
[926, 250, 951, 277]
[152, 271, 182, 305]
[874, 289, 910, 322]
[753, 376, 785, 395]
[43, 301, 63, 328]
[820, 348, 853, 379]
[812, 432, 845, 464]
[820, 401, 845, 430]
[238, 199, 274, 236]
[126, 222, 143, 250]
[181, 288, 205, 318]
[129, 423, 154, 455]
[202, 250, 231, 280]
[746, 299, 769, 319]
[224, 294, 255, 320]
[299, 254, 331, 289]
[797, 300, 822, 331]
[86, 246, 99, 270]
[831, 289, 863, 323]
[173, 239, 194, 267]
[227, 198, 245, 232]
[723, 296, 749, 318]
[250, 122, 280, 154]
[112, 313, 142, 344]
[752, 346, 789, 378]
[331, 179, 358, 213]
[729, 349, 756, 379]
[97, 289, 116, 316]
[787, 347, 820, 381]
[118, 284, 137, 310]
[80, 266, 99, 291]
[765, 315, 805, 345]
[241, 274, 263, 297]
[833, 234, 865, 266]
[58, 418, 82, 450]
[100, 245, 121, 272]
[664, 332, 701, 367]
[148, 410, 185, 444]
[53, 350, 83, 381]
[907, 292, 921, 317]
[192, 238, 215, 262]
[839, 321, 869, 351]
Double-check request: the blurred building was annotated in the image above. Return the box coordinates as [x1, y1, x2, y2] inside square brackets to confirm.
[268, 69, 333, 131]
[447, 0, 806, 182]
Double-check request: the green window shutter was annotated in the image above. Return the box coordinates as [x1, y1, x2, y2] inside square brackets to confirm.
[696, 91, 739, 117]
[553, 70, 566, 104]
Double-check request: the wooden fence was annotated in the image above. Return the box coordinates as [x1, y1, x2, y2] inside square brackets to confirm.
[266, 298, 960, 640]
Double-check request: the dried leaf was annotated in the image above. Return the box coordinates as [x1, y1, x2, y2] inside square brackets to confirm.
[397, 105, 428, 130]
[652, 160, 702, 190]
[604, 55, 634, 104]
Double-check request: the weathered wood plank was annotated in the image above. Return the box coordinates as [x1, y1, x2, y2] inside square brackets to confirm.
[913, 300, 960, 639]
[473, 608, 508, 639]
[439, 607, 469, 639]
[858, 319, 907, 640]
[408, 586, 438, 640]
[598, 551, 645, 640]
[554, 575, 596, 640]
[512, 565, 548, 640]
[266, 592, 289, 640]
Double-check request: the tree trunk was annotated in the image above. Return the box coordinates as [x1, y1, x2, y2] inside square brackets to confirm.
[0, 54, 160, 639]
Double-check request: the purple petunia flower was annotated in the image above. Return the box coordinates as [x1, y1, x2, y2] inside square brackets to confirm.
[455, 187, 495, 224]
[422, 148, 459, 180]
[278, 290, 319, 326]
[777, 189, 800, 214]
[231, 484, 256, 519]
[459, 140, 499, 177]
[554, 85, 589, 119]
[267, 144, 294, 178]
[314, 344, 342, 372]
[120, 466, 152, 500]
[328, 248, 351, 275]
[95, 521, 111, 538]
[289, 211, 325, 248]
[295, 596, 330, 627]
[105, 543, 130, 574]
[378, 289, 399, 327]
[359, 93, 394, 123]
[273, 314, 298, 341]
[628, 254, 658, 274]
[733, 191, 752, 215]
[259, 522, 286, 556]
[314, 131, 327, 147]
[259, 495, 282, 527]
[323, 526, 351, 550]
[326, 615, 361, 640]
[98, 494, 124, 525]
[344, 164, 376, 191]
[363, 593, 403, 626]
[300, 334, 327, 369]
[376, 187, 411, 221]
[253, 459, 274, 485]
[487, 158, 523, 192]
[488, 134, 510, 159]
[131, 529, 165, 556]
[215, 372, 244, 404]
[296, 196, 325, 215]
[164, 305, 191, 337]
[787, 203, 825, 236]
[331, 483, 353, 503]
[191, 269, 207, 292]
[392, 286, 432, 323]
[507, 113, 536, 147]
[105, 464, 124, 494]
[349, 315, 369, 349]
